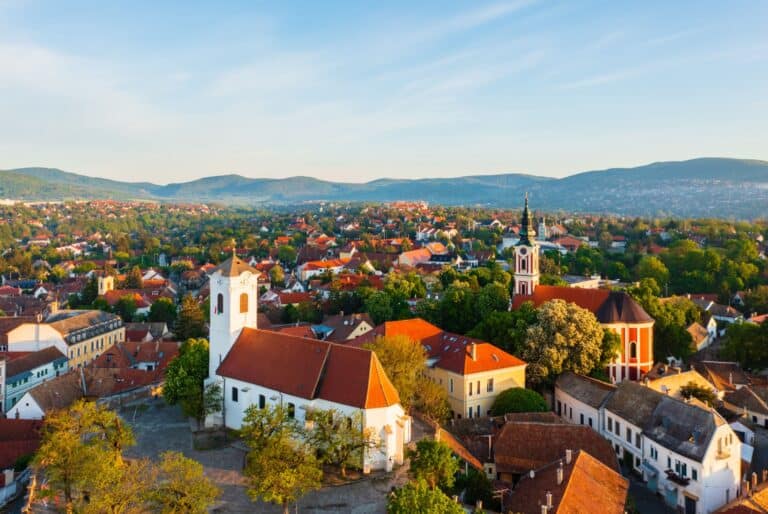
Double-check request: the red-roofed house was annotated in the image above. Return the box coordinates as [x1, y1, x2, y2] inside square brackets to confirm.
[358, 318, 526, 420]
[205, 257, 410, 472]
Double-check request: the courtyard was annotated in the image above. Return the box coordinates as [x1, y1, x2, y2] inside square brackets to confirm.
[121, 398, 414, 514]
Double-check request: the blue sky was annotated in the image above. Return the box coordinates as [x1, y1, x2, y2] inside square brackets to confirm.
[0, 1, 766, 183]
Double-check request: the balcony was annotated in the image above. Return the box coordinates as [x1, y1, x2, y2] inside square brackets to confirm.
[665, 469, 690, 486]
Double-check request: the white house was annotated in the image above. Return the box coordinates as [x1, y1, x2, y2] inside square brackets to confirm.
[556, 374, 742, 514]
[205, 257, 410, 472]
[4, 346, 68, 412]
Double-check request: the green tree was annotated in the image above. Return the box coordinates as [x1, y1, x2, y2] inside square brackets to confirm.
[522, 299, 604, 386]
[387, 479, 464, 514]
[149, 296, 177, 323]
[413, 375, 451, 423]
[244, 437, 321, 514]
[277, 245, 297, 265]
[476, 282, 510, 319]
[364, 290, 394, 325]
[126, 265, 144, 289]
[269, 263, 285, 287]
[305, 409, 379, 477]
[636, 256, 670, 288]
[148, 451, 220, 514]
[490, 387, 548, 416]
[240, 404, 300, 453]
[363, 335, 426, 410]
[114, 294, 138, 322]
[164, 339, 220, 427]
[468, 301, 537, 355]
[679, 381, 717, 406]
[408, 439, 459, 491]
[175, 294, 206, 340]
[80, 275, 99, 306]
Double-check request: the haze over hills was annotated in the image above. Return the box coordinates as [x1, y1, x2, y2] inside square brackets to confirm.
[1, 158, 768, 218]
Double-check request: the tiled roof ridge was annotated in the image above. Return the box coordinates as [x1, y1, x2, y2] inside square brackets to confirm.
[561, 371, 617, 391]
[309, 344, 332, 400]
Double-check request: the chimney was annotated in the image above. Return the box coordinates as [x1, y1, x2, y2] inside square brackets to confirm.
[565, 449, 572, 464]
[529, 469, 535, 479]
[541, 505, 548, 514]
[546, 491, 553, 508]
[729, 372, 734, 385]
[752, 472, 758, 489]
[470, 343, 477, 361]
[556, 463, 564, 485]
[3, 469, 13, 486]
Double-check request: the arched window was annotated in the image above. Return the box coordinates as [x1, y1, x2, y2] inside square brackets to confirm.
[520, 257, 527, 271]
[629, 341, 637, 359]
[216, 293, 224, 315]
[240, 293, 248, 313]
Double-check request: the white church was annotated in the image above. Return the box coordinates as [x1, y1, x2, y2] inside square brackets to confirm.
[205, 256, 410, 471]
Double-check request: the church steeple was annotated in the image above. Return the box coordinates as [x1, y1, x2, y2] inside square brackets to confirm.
[518, 192, 536, 246]
[514, 193, 540, 297]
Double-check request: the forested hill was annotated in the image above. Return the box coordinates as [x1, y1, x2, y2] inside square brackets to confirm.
[2, 157, 768, 218]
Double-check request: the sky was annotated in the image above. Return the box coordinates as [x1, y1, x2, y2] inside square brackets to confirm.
[0, 0, 766, 184]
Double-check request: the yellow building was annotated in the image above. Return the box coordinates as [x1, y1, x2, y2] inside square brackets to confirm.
[3, 310, 125, 369]
[363, 319, 527, 419]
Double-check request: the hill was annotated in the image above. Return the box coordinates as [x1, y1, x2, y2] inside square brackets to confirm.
[2, 158, 768, 218]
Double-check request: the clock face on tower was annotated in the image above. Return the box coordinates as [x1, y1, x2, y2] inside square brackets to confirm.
[519, 247, 527, 255]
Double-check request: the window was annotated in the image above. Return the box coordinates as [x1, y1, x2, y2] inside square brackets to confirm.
[487, 379, 494, 393]
[681, 463, 687, 478]
[240, 293, 248, 313]
[615, 421, 620, 436]
[476, 381, 480, 395]
[476, 405, 480, 418]
[469, 382, 473, 396]
[588, 417, 593, 428]
[667, 456, 671, 469]
[629, 341, 637, 359]
[468, 407, 473, 419]
[557, 400, 562, 416]
[692, 468, 698, 481]
[580, 413, 584, 425]
[608, 417, 613, 431]
[635, 433, 641, 449]
[231, 387, 238, 402]
[569, 407, 573, 420]
[449, 378, 454, 393]
[216, 293, 224, 315]
[626, 427, 631, 443]
[650, 447, 658, 461]
[258, 395, 266, 409]
[287, 403, 295, 418]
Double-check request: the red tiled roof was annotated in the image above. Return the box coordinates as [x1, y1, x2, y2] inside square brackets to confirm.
[510, 450, 628, 514]
[361, 319, 525, 375]
[217, 328, 400, 409]
[512, 286, 653, 324]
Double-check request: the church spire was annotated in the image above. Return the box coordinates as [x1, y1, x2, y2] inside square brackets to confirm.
[518, 192, 536, 246]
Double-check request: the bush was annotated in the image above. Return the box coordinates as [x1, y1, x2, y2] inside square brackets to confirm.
[490, 388, 548, 416]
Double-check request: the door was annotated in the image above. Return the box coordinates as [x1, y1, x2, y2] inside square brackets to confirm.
[684, 496, 696, 514]
[647, 474, 658, 493]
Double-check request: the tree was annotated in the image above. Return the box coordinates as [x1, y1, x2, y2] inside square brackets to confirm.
[126, 265, 144, 289]
[679, 381, 717, 406]
[468, 301, 538, 355]
[305, 409, 380, 477]
[240, 404, 300, 453]
[80, 275, 99, 306]
[363, 335, 426, 410]
[114, 294, 138, 322]
[164, 339, 219, 427]
[453, 469, 496, 513]
[522, 299, 604, 385]
[277, 245, 297, 265]
[149, 297, 177, 323]
[637, 256, 670, 288]
[175, 294, 206, 340]
[408, 439, 459, 491]
[148, 451, 220, 514]
[269, 263, 285, 287]
[244, 437, 321, 514]
[387, 479, 464, 514]
[413, 376, 451, 423]
[364, 290, 394, 325]
[490, 387, 548, 416]
[475, 282, 510, 319]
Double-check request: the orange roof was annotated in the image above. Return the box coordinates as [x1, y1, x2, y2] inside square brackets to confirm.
[217, 328, 400, 409]
[510, 450, 628, 514]
[363, 318, 525, 375]
[512, 286, 653, 324]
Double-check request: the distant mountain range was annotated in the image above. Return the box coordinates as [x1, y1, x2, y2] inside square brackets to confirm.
[2, 157, 768, 218]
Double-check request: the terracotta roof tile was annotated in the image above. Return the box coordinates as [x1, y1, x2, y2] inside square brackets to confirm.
[217, 328, 400, 409]
[512, 286, 653, 323]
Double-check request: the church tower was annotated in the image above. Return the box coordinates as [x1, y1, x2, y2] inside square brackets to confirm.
[514, 194, 540, 297]
[208, 256, 260, 379]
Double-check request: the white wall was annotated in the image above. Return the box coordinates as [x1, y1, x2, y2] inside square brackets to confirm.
[6, 393, 45, 420]
[554, 388, 601, 431]
[7, 324, 66, 355]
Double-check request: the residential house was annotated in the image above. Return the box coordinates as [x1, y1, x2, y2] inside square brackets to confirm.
[2, 310, 125, 369]
[556, 373, 742, 514]
[508, 450, 628, 514]
[3, 346, 68, 412]
[723, 386, 768, 428]
[0, 419, 42, 508]
[357, 318, 527, 419]
[311, 313, 374, 343]
[643, 365, 720, 400]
